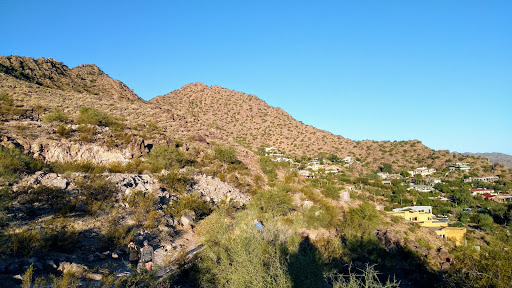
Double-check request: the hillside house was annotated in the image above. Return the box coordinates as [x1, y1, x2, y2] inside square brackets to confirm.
[392, 206, 432, 214]
[464, 176, 499, 183]
[448, 163, 471, 171]
[408, 167, 436, 177]
[433, 227, 467, 246]
[409, 184, 433, 192]
[342, 156, 353, 163]
[377, 172, 403, 180]
[471, 189, 496, 196]
[388, 208, 448, 228]
[298, 170, 312, 178]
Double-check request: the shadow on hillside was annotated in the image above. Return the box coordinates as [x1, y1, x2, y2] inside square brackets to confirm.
[342, 235, 443, 288]
[288, 236, 325, 288]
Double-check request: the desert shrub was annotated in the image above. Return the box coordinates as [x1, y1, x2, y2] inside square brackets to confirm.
[165, 194, 212, 221]
[249, 187, 294, 217]
[0, 146, 44, 185]
[158, 170, 195, 194]
[300, 206, 334, 229]
[330, 264, 400, 288]
[0, 91, 23, 118]
[41, 218, 80, 252]
[103, 218, 137, 250]
[448, 241, 512, 288]
[197, 219, 292, 287]
[74, 176, 117, 215]
[259, 156, 278, 183]
[14, 185, 72, 216]
[50, 160, 107, 174]
[322, 185, 340, 200]
[43, 109, 68, 123]
[214, 144, 238, 164]
[77, 124, 97, 142]
[56, 123, 72, 137]
[146, 145, 187, 171]
[77, 106, 116, 127]
[342, 202, 381, 237]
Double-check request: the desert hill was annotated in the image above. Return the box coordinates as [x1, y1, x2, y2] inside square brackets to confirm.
[0, 55, 140, 101]
[151, 82, 495, 173]
[0, 55, 500, 174]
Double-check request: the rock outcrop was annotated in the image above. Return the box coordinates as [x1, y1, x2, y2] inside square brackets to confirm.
[193, 174, 250, 205]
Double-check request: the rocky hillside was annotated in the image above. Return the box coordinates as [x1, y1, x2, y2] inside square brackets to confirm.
[0, 56, 498, 174]
[151, 83, 493, 173]
[0, 56, 140, 101]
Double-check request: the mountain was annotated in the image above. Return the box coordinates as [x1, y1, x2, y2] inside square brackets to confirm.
[464, 152, 512, 169]
[0, 55, 139, 101]
[0, 56, 497, 174]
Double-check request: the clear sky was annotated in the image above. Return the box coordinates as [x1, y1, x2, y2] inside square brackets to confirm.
[2, 1, 511, 154]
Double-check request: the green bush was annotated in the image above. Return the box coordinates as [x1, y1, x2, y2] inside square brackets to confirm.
[342, 202, 381, 237]
[214, 145, 238, 164]
[158, 170, 194, 194]
[74, 176, 117, 215]
[249, 187, 294, 217]
[77, 106, 116, 127]
[56, 124, 72, 138]
[259, 156, 278, 183]
[322, 185, 340, 200]
[0, 146, 44, 185]
[43, 109, 68, 123]
[165, 194, 212, 220]
[146, 145, 187, 171]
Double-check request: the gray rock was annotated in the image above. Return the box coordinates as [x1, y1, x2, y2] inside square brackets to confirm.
[46, 260, 57, 269]
[0, 264, 6, 273]
[7, 262, 20, 273]
[28, 257, 38, 264]
[33, 262, 43, 270]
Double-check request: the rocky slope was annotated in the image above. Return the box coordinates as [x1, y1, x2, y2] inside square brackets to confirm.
[0, 55, 498, 174]
[0, 56, 140, 101]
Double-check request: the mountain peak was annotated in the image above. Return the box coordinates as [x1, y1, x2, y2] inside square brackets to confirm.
[0, 55, 140, 101]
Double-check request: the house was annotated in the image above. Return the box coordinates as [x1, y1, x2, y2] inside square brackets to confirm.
[342, 156, 353, 163]
[408, 167, 436, 177]
[448, 163, 471, 171]
[388, 206, 449, 228]
[433, 227, 466, 246]
[493, 195, 512, 203]
[471, 189, 496, 196]
[298, 170, 312, 178]
[408, 184, 433, 192]
[464, 176, 499, 183]
[392, 206, 432, 214]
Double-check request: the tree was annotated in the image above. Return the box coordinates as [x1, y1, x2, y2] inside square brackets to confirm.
[381, 163, 393, 174]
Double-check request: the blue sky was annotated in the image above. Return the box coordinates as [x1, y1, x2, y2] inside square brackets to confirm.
[2, 1, 511, 154]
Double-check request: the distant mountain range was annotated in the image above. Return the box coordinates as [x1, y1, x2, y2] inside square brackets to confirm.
[464, 152, 512, 169]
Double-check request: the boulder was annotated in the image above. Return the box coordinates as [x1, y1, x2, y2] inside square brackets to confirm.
[57, 262, 87, 274]
[180, 211, 196, 227]
[85, 272, 103, 281]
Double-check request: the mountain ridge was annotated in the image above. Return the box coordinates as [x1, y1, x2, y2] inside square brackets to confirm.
[1, 55, 502, 174]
